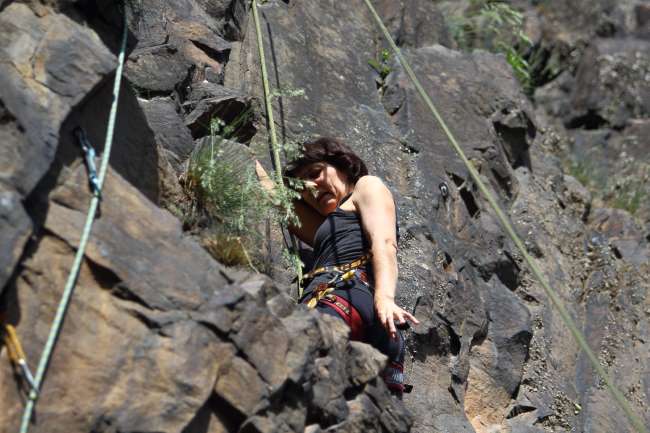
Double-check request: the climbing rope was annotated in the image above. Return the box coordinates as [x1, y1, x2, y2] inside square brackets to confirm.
[251, 0, 304, 297]
[361, 1, 647, 432]
[252, 0, 282, 181]
[18, 3, 129, 432]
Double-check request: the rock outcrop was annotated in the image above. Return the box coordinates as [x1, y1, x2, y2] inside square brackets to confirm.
[1, 1, 648, 433]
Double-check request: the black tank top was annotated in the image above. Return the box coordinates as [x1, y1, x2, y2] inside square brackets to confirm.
[310, 194, 399, 272]
[311, 195, 369, 271]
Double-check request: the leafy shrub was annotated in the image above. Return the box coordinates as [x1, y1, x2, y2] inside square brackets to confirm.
[449, 0, 533, 91]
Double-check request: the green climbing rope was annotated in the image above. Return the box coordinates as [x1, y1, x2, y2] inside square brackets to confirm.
[251, 0, 304, 297]
[252, 0, 282, 181]
[361, 1, 647, 432]
[18, 4, 129, 433]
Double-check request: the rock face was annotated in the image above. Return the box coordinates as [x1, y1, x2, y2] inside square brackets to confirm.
[532, 0, 650, 228]
[0, 2, 410, 432]
[0, 2, 115, 290]
[1, 1, 648, 433]
[569, 38, 650, 129]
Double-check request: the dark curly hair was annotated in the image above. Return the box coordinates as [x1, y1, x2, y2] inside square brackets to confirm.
[284, 137, 368, 184]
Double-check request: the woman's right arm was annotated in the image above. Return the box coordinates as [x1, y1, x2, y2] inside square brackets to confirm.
[255, 161, 323, 246]
[290, 200, 323, 246]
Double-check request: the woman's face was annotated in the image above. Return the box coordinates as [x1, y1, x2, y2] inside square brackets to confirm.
[296, 162, 352, 215]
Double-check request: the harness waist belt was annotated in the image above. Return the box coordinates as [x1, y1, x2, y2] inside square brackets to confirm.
[303, 253, 371, 282]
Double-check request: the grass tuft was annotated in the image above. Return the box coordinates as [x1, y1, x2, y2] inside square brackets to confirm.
[182, 107, 305, 275]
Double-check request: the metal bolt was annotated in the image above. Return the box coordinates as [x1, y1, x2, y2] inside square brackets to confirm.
[439, 182, 449, 199]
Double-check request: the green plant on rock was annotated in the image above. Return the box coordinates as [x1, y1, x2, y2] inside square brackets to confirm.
[606, 164, 649, 215]
[449, 0, 533, 91]
[263, 148, 306, 282]
[566, 153, 648, 217]
[184, 107, 306, 273]
[610, 184, 646, 215]
[368, 48, 392, 82]
[185, 135, 267, 269]
[567, 158, 599, 189]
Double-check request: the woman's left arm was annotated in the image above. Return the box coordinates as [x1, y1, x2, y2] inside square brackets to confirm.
[354, 176, 419, 339]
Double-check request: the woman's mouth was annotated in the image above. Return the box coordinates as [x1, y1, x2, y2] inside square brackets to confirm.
[317, 192, 333, 204]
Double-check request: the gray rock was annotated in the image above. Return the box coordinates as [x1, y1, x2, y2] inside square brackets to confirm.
[0, 166, 229, 432]
[406, 280, 479, 433]
[569, 38, 650, 129]
[567, 120, 650, 226]
[122, 0, 233, 93]
[127, 42, 195, 93]
[558, 174, 592, 220]
[465, 277, 532, 421]
[231, 302, 290, 388]
[1, 162, 411, 432]
[0, 188, 31, 291]
[346, 341, 388, 386]
[589, 207, 649, 266]
[374, 0, 454, 49]
[520, 0, 642, 47]
[139, 97, 195, 170]
[636, 3, 650, 39]
[183, 82, 254, 140]
[533, 71, 575, 121]
[214, 349, 269, 416]
[384, 44, 535, 215]
[0, 3, 114, 293]
[0, 101, 30, 196]
[0, 3, 114, 196]
[2, 0, 648, 432]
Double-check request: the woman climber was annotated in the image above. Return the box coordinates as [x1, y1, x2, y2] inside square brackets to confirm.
[256, 137, 419, 395]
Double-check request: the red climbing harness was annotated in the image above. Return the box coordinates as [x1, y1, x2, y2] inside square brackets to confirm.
[309, 283, 366, 340]
[303, 256, 371, 340]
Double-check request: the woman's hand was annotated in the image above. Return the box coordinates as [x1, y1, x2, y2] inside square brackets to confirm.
[256, 160, 317, 199]
[255, 160, 276, 193]
[374, 294, 419, 340]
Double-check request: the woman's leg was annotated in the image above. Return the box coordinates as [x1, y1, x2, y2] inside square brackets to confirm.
[365, 321, 405, 364]
[335, 283, 406, 394]
[305, 283, 405, 360]
[301, 279, 407, 394]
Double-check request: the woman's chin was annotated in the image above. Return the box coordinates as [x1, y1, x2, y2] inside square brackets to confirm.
[320, 201, 338, 215]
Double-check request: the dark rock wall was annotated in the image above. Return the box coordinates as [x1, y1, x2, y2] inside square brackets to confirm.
[531, 0, 650, 228]
[0, 1, 648, 433]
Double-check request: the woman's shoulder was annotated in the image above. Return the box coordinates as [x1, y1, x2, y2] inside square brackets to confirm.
[347, 176, 394, 213]
[354, 175, 392, 197]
